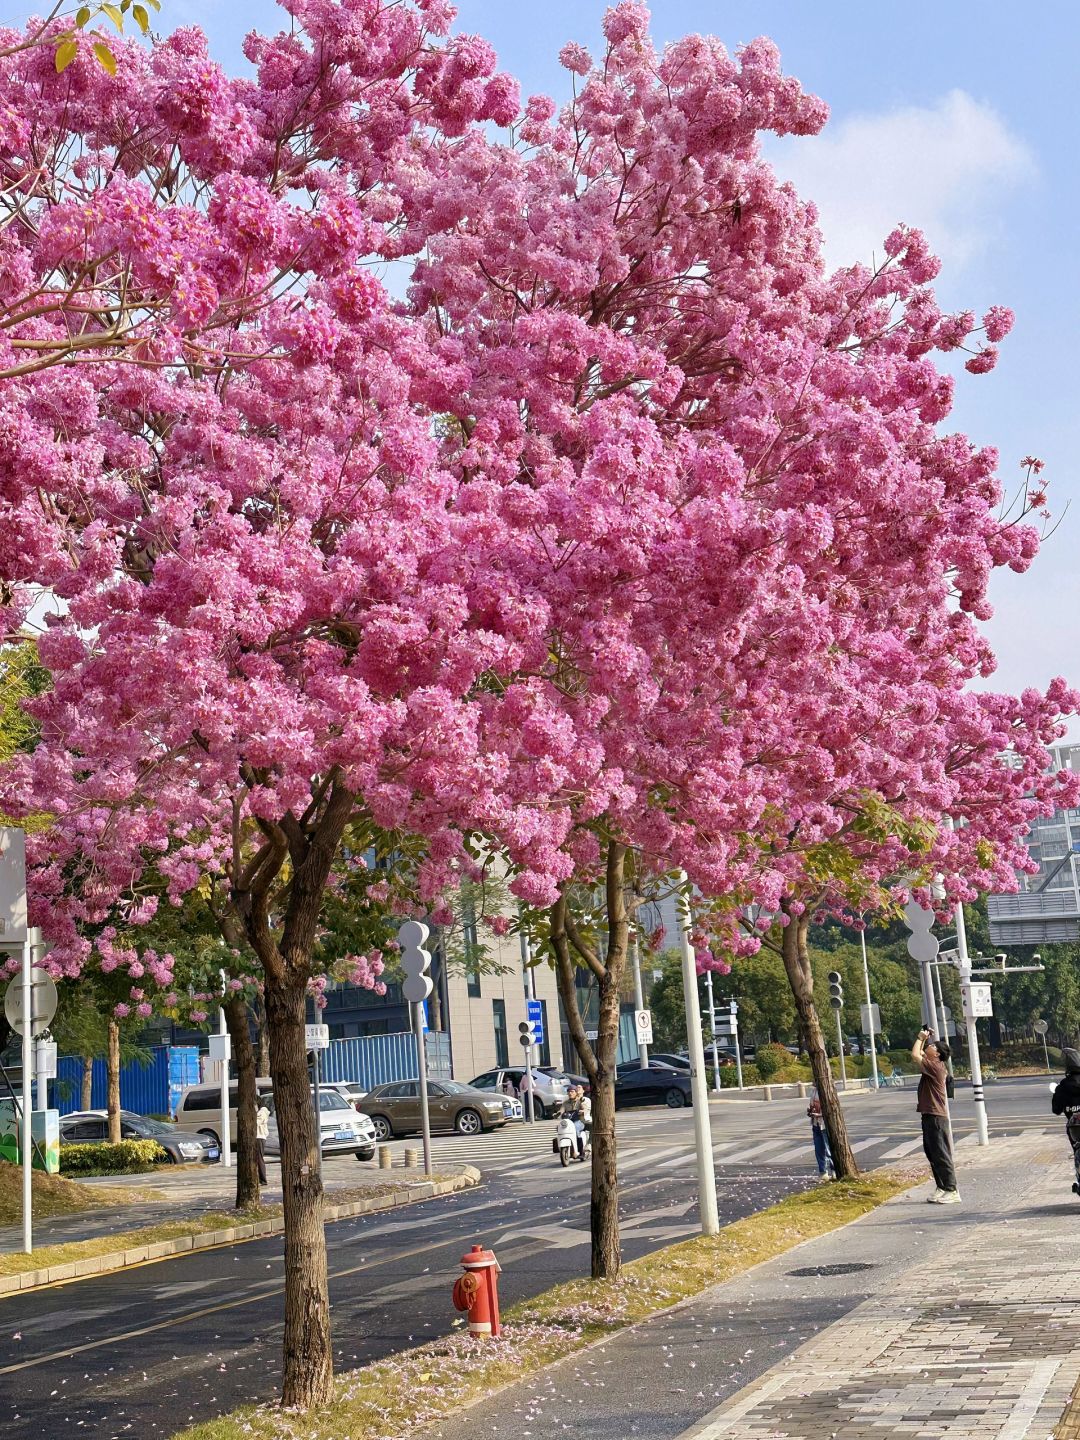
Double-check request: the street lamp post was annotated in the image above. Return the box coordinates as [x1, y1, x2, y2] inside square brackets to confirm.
[675, 881, 719, 1237]
[858, 925, 880, 1090]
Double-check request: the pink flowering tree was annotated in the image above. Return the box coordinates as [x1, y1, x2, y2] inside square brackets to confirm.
[399, 4, 1077, 1263]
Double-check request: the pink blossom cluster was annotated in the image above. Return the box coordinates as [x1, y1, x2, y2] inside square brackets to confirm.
[0, 1, 1073, 995]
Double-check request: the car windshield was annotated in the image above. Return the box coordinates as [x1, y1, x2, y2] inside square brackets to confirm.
[317, 1091, 351, 1111]
[123, 1115, 175, 1137]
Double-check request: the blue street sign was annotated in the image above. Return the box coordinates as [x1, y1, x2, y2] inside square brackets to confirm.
[526, 998, 544, 1044]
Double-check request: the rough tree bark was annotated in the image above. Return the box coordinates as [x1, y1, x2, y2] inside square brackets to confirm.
[224, 995, 260, 1210]
[229, 774, 355, 1410]
[551, 841, 629, 1281]
[253, 993, 271, 1077]
[80, 1053, 94, 1111]
[779, 905, 857, 1177]
[106, 1018, 121, 1143]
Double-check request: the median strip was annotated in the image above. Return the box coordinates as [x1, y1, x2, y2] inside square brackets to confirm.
[175, 1166, 922, 1440]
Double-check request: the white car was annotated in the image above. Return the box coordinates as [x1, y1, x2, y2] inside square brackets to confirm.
[265, 1088, 377, 1161]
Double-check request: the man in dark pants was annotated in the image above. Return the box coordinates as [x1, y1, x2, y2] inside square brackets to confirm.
[912, 1026, 960, 1205]
[1051, 1047, 1080, 1195]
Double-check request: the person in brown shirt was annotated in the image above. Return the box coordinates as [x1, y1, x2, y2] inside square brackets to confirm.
[912, 1027, 959, 1203]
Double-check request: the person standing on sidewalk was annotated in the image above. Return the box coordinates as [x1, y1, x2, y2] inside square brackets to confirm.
[807, 1088, 835, 1181]
[1051, 1047, 1080, 1195]
[255, 1099, 270, 1185]
[912, 1026, 959, 1204]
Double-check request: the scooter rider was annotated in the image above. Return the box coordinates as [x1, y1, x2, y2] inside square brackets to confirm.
[1051, 1047, 1080, 1195]
[568, 1084, 592, 1158]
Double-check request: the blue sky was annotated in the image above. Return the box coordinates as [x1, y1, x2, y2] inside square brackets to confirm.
[9, 1, 1077, 709]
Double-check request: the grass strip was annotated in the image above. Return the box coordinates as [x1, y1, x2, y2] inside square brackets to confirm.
[176, 1166, 919, 1440]
[0, 1159, 157, 1228]
[0, 1205, 282, 1276]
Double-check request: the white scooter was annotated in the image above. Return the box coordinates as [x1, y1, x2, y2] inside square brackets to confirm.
[554, 1113, 590, 1167]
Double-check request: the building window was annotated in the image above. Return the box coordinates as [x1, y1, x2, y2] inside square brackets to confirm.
[492, 999, 508, 1067]
[464, 897, 481, 997]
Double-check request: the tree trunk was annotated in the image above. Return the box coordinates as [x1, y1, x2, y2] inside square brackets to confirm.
[80, 1054, 94, 1112]
[780, 909, 858, 1178]
[225, 995, 260, 1210]
[253, 993, 271, 1077]
[106, 1019, 121, 1143]
[265, 968, 332, 1409]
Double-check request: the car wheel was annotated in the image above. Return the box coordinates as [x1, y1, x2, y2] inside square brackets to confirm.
[198, 1128, 221, 1147]
[370, 1115, 394, 1142]
[454, 1108, 482, 1136]
[665, 1087, 687, 1109]
[355, 1148, 376, 1162]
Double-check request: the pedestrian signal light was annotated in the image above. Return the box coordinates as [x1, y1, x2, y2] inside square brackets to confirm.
[518, 1020, 538, 1048]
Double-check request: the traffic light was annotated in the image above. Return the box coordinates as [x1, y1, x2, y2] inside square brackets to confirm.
[518, 1020, 538, 1049]
[398, 919, 433, 1004]
[828, 971, 844, 1011]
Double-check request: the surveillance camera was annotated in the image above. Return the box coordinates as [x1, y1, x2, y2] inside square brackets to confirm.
[995, 953, 1007, 964]
[1032, 953, 1042, 962]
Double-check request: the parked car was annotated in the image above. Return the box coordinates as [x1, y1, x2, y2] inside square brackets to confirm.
[364, 1080, 509, 1139]
[60, 1110, 220, 1163]
[325, 1081, 368, 1110]
[540, 1066, 588, 1089]
[264, 1089, 376, 1161]
[614, 1063, 693, 1110]
[468, 1067, 569, 1118]
[617, 1053, 691, 1074]
[175, 1077, 274, 1148]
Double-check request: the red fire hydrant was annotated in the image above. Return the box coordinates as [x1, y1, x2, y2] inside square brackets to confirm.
[452, 1244, 502, 1338]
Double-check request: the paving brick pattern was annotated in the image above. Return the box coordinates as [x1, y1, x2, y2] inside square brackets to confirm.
[691, 1166, 1080, 1440]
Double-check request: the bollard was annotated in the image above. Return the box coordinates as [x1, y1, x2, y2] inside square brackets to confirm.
[798, 1082, 808, 1099]
[762, 1085, 772, 1101]
[404, 1146, 418, 1169]
[379, 1145, 392, 1170]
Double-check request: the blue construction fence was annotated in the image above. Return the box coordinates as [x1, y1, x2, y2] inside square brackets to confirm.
[55, 1032, 438, 1118]
[55, 1045, 200, 1118]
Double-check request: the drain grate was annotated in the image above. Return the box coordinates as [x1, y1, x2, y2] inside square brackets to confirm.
[787, 1262, 876, 1277]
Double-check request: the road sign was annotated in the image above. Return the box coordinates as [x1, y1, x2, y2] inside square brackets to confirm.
[585, 1029, 598, 1041]
[0, 828, 27, 945]
[962, 982, 993, 1019]
[305, 1023, 330, 1050]
[860, 1002, 881, 1035]
[526, 998, 544, 1044]
[634, 1009, 654, 1045]
[4, 967, 57, 1037]
[1033, 1018, 1049, 1036]
[398, 919, 433, 1003]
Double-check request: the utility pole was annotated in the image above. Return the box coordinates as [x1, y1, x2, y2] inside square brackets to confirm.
[704, 969, 721, 1093]
[858, 925, 880, 1090]
[630, 932, 650, 1069]
[955, 897, 990, 1147]
[675, 881, 719, 1236]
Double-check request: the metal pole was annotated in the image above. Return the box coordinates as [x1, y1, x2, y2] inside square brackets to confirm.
[1042, 1033, 1051, 1072]
[954, 896, 989, 1147]
[932, 963, 954, 1078]
[835, 1010, 848, 1091]
[312, 1043, 323, 1179]
[859, 926, 880, 1091]
[526, 959, 538, 1123]
[218, 979, 231, 1169]
[413, 1001, 432, 1176]
[675, 880, 719, 1236]
[733, 1006, 744, 1089]
[704, 969, 720, 1093]
[630, 932, 650, 1070]
[21, 938, 32, 1254]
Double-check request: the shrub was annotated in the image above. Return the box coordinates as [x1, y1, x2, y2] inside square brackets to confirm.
[754, 1043, 791, 1080]
[59, 1139, 166, 1175]
[719, 1063, 761, 1087]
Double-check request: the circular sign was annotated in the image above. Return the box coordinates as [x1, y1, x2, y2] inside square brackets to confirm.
[4, 966, 58, 1037]
[1033, 1019, 1049, 1036]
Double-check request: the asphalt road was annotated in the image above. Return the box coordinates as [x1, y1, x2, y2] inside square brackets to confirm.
[0, 1076, 1062, 1439]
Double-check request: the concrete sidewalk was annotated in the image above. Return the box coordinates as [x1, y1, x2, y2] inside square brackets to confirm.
[429, 1129, 1080, 1440]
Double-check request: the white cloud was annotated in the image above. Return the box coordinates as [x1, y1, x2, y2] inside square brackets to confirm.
[768, 90, 1034, 272]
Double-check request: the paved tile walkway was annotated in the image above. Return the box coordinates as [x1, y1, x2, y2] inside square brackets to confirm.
[684, 1139, 1080, 1440]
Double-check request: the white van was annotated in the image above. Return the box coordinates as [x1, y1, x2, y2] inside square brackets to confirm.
[175, 1077, 274, 1148]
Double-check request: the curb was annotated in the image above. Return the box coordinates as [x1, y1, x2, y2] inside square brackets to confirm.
[0, 1165, 481, 1298]
[708, 1082, 880, 1104]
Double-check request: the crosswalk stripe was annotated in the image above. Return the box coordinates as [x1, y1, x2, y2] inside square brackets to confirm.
[878, 1137, 925, 1160]
[733, 1138, 797, 1162]
[621, 1145, 691, 1173]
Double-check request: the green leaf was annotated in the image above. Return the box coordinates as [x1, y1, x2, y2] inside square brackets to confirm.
[93, 40, 117, 74]
[76, 5, 91, 25]
[145, 0, 161, 9]
[132, 2, 149, 33]
[120, 0, 131, 10]
[54, 38, 78, 72]
[101, 3, 124, 30]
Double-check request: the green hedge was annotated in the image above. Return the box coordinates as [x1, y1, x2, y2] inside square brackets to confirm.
[59, 1139, 167, 1175]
